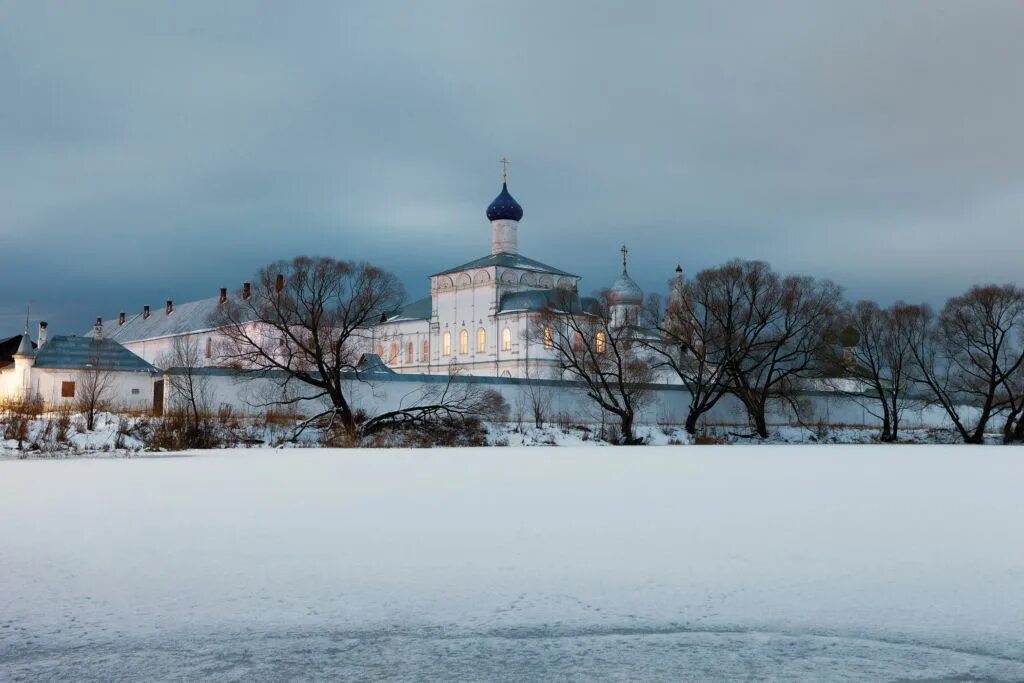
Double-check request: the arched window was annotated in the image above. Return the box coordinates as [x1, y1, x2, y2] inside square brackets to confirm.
[501, 327, 512, 352]
[574, 331, 584, 351]
[543, 327, 553, 350]
[442, 332, 451, 356]
[596, 331, 607, 354]
[205, 337, 213, 359]
[459, 329, 469, 355]
[389, 343, 399, 364]
[477, 328, 486, 353]
[375, 344, 384, 357]
[422, 339, 429, 361]
[406, 341, 414, 364]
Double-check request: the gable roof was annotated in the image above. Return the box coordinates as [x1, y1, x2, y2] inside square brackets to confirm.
[383, 296, 432, 323]
[89, 296, 255, 343]
[432, 252, 577, 278]
[34, 336, 157, 373]
[498, 289, 601, 315]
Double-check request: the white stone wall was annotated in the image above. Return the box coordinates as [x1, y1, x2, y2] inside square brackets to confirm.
[179, 369, 968, 432]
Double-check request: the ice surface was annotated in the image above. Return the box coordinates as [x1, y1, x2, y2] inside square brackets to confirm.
[2, 446, 1024, 681]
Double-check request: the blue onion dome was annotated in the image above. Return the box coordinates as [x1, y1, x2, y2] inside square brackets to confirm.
[486, 182, 524, 222]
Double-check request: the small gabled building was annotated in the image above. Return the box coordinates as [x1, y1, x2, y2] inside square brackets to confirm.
[0, 331, 158, 410]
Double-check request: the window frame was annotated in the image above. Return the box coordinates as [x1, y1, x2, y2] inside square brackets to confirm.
[501, 327, 512, 352]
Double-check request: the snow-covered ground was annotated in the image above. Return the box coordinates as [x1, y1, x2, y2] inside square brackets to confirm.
[2, 447, 1024, 681]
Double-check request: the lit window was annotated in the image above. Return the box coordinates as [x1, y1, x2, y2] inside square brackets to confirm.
[459, 329, 469, 355]
[596, 331, 607, 354]
[389, 343, 399, 364]
[477, 328, 486, 353]
[501, 327, 512, 352]
[406, 342, 414, 364]
[61, 381, 76, 398]
[375, 344, 384, 357]
[442, 332, 451, 356]
[422, 339, 429, 361]
[543, 327, 553, 350]
[574, 331, 584, 350]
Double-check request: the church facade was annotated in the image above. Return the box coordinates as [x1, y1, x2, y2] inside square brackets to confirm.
[364, 177, 648, 378]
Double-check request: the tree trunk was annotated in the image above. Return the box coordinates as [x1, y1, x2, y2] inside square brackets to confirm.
[751, 403, 769, 439]
[619, 412, 637, 445]
[1014, 414, 1024, 442]
[880, 408, 893, 443]
[684, 410, 700, 436]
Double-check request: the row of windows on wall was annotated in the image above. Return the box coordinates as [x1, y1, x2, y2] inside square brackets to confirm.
[375, 339, 430, 365]
[371, 326, 608, 365]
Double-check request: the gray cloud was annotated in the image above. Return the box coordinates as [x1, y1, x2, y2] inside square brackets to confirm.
[1, 0, 1022, 332]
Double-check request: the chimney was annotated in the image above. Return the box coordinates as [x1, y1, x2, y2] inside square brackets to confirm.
[166, 299, 173, 315]
[94, 317, 103, 339]
[143, 305, 150, 319]
[219, 287, 227, 304]
[242, 281, 251, 300]
[118, 311, 126, 326]
[37, 321, 48, 349]
[275, 274, 284, 292]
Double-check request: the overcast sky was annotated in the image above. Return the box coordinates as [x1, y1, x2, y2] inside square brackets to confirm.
[2, 1, 1023, 334]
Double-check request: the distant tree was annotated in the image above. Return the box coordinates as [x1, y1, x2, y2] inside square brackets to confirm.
[902, 285, 1024, 444]
[159, 335, 213, 442]
[517, 364, 554, 429]
[76, 355, 114, 431]
[828, 301, 918, 442]
[679, 260, 842, 439]
[213, 257, 406, 437]
[642, 270, 736, 435]
[529, 287, 653, 444]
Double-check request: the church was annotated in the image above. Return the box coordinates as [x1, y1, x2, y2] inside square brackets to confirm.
[88, 166, 653, 380]
[365, 170, 648, 378]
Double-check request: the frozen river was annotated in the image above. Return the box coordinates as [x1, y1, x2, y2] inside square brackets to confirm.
[3, 446, 1024, 681]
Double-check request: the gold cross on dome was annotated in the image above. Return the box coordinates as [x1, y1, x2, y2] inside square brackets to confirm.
[499, 157, 510, 183]
[621, 244, 629, 273]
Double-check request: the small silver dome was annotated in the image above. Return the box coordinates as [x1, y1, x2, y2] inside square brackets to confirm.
[610, 272, 643, 305]
[610, 244, 643, 305]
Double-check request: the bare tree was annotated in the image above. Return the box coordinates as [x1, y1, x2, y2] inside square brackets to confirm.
[360, 376, 509, 435]
[76, 355, 115, 431]
[529, 287, 653, 444]
[903, 285, 1024, 444]
[642, 270, 736, 435]
[212, 257, 406, 437]
[159, 335, 212, 427]
[828, 301, 918, 442]
[695, 260, 842, 439]
[517, 363, 554, 429]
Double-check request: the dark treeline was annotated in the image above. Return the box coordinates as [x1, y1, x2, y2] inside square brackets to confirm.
[642, 259, 1024, 444]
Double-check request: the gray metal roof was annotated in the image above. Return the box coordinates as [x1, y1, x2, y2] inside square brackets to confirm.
[34, 336, 157, 373]
[14, 331, 35, 357]
[89, 295, 254, 343]
[356, 353, 396, 374]
[384, 296, 432, 323]
[498, 289, 601, 315]
[432, 252, 577, 278]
